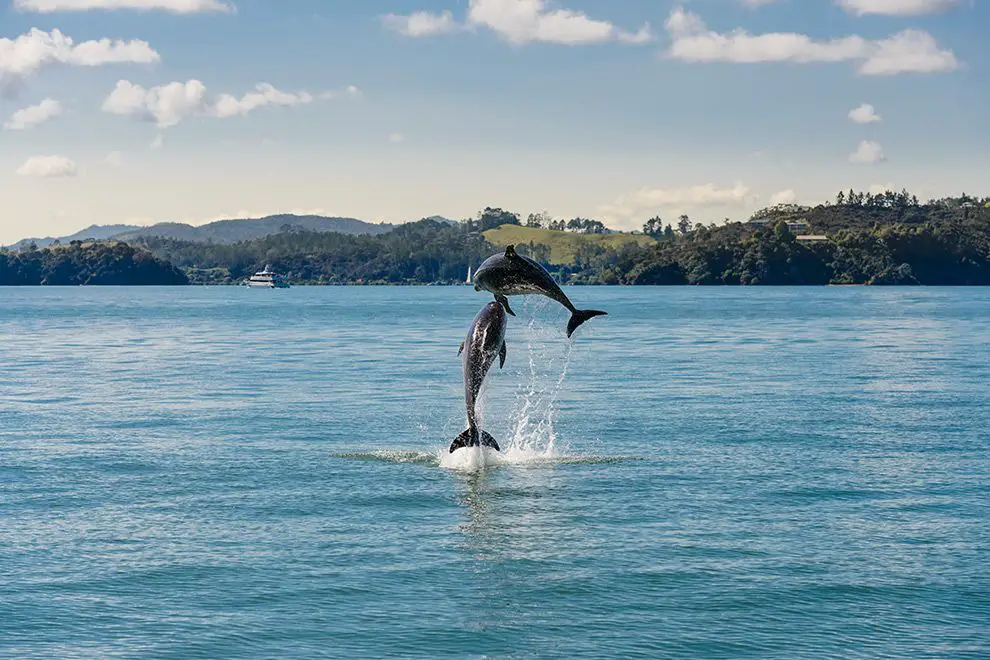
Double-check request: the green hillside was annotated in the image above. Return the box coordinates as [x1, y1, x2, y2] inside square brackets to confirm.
[482, 225, 655, 264]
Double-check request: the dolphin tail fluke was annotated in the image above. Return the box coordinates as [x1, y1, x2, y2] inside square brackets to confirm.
[566, 309, 608, 338]
[480, 430, 500, 450]
[449, 428, 501, 453]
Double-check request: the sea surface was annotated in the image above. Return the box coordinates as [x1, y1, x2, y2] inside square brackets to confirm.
[1, 286, 989, 659]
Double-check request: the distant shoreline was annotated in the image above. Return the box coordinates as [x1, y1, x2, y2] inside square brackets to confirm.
[11, 282, 987, 288]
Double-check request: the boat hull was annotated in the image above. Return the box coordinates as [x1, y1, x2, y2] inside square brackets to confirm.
[247, 280, 289, 288]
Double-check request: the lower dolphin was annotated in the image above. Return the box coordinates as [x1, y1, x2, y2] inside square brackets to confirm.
[472, 244, 607, 338]
[450, 300, 508, 453]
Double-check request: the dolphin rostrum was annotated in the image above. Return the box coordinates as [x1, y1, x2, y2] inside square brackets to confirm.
[450, 300, 508, 453]
[472, 244, 607, 338]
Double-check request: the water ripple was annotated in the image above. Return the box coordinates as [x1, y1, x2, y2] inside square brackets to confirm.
[1, 287, 988, 658]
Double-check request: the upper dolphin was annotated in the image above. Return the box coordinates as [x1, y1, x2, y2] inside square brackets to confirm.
[472, 244, 607, 338]
[450, 300, 508, 453]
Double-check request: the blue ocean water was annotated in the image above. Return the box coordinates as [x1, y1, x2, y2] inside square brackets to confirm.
[1, 286, 989, 659]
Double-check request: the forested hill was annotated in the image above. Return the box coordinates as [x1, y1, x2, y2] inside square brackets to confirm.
[0, 242, 189, 285]
[125, 194, 990, 286]
[5, 193, 989, 286]
[6, 213, 397, 251]
[109, 214, 395, 244]
[7, 224, 143, 251]
[133, 217, 494, 284]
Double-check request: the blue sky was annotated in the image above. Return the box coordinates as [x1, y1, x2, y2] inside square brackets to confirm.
[0, 0, 986, 243]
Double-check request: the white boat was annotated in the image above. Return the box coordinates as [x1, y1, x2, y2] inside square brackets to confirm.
[247, 265, 290, 288]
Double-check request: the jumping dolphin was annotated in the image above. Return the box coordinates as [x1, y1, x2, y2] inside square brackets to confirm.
[472, 244, 607, 338]
[450, 300, 508, 453]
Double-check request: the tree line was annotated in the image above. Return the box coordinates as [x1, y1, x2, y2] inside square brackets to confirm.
[5, 190, 989, 286]
[0, 241, 189, 285]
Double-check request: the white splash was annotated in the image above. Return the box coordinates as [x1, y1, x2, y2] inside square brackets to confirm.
[439, 297, 576, 472]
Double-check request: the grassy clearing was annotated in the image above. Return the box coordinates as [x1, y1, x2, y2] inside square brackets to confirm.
[482, 225, 655, 264]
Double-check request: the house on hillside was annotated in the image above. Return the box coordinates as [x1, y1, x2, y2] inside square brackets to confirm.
[747, 217, 811, 234]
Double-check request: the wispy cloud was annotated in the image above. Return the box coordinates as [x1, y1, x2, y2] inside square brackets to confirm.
[14, 0, 234, 13]
[600, 182, 755, 228]
[16, 154, 77, 177]
[0, 28, 159, 83]
[103, 80, 327, 128]
[212, 83, 313, 119]
[320, 85, 362, 100]
[735, 0, 962, 15]
[381, 10, 459, 37]
[769, 189, 797, 205]
[663, 7, 960, 75]
[849, 140, 886, 164]
[836, 0, 962, 16]
[383, 0, 654, 46]
[3, 97, 62, 129]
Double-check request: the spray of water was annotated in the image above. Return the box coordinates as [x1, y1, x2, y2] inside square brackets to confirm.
[329, 296, 628, 471]
[439, 297, 576, 471]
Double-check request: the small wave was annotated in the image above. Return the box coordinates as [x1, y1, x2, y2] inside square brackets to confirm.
[332, 448, 639, 471]
[332, 450, 439, 466]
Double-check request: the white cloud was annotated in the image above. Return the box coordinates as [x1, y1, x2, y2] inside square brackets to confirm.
[740, 0, 782, 6]
[382, 10, 459, 37]
[16, 154, 77, 177]
[320, 85, 362, 100]
[769, 189, 797, 205]
[599, 182, 754, 226]
[858, 30, 959, 75]
[105, 150, 123, 166]
[868, 182, 898, 194]
[663, 7, 959, 75]
[848, 102, 881, 124]
[102, 79, 317, 128]
[212, 83, 313, 119]
[14, 0, 233, 12]
[849, 140, 886, 164]
[0, 28, 159, 82]
[837, 0, 961, 16]
[150, 133, 163, 148]
[102, 79, 206, 127]
[469, 0, 654, 45]
[389, 132, 405, 143]
[3, 97, 62, 129]
[385, 0, 654, 46]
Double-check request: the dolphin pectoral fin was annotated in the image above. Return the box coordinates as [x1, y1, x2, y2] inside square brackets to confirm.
[458, 340, 465, 356]
[566, 309, 608, 338]
[498, 341, 506, 368]
[495, 294, 515, 316]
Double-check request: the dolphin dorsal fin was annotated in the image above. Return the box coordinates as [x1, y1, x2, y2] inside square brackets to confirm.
[504, 245, 517, 258]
